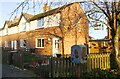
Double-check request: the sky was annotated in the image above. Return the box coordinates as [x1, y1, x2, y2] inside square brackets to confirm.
[0, 0, 108, 39]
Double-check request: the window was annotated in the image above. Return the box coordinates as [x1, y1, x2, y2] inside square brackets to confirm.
[5, 41, 8, 47]
[55, 40, 59, 49]
[11, 41, 14, 48]
[0, 42, 1, 47]
[11, 40, 17, 49]
[37, 18, 44, 28]
[20, 39, 26, 47]
[36, 38, 44, 48]
[23, 23, 26, 31]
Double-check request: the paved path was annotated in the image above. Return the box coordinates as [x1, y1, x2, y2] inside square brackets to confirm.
[2, 64, 37, 78]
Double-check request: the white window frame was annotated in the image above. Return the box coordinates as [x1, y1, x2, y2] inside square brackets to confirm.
[55, 40, 59, 49]
[23, 22, 27, 31]
[36, 38, 44, 48]
[20, 39, 26, 48]
[11, 40, 17, 49]
[11, 41, 14, 48]
[5, 41, 8, 47]
[0, 41, 2, 47]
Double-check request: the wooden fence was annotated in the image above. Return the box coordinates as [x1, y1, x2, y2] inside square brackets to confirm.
[35, 56, 87, 77]
[87, 53, 110, 71]
[2, 51, 111, 77]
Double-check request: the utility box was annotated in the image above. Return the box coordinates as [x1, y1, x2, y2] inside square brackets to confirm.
[71, 45, 87, 63]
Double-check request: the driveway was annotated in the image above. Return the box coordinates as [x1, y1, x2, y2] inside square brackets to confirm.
[2, 64, 37, 78]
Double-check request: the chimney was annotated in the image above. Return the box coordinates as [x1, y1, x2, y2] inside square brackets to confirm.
[43, 3, 52, 12]
[13, 16, 18, 23]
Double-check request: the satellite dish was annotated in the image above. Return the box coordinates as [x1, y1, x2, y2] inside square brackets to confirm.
[114, 25, 120, 68]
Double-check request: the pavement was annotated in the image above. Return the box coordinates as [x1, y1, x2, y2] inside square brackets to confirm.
[2, 64, 37, 78]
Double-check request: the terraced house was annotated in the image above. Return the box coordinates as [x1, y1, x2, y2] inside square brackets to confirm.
[0, 2, 89, 56]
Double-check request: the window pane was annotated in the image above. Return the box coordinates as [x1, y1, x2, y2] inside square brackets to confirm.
[37, 39, 40, 47]
[36, 38, 44, 48]
[41, 39, 44, 47]
[41, 18, 44, 26]
[24, 23, 26, 30]
[20, 40, 22, 47]
[55, 40, 59, 49]
[38, 20, 41, 27]
[5, 41, 8, 47]
[0, 41, 2, 47]
[23, 40, 26, 47]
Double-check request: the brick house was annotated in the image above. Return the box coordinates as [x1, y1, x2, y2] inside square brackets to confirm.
[0, 2, 89, 56]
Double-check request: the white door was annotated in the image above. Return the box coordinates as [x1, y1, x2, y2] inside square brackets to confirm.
[11, 41, 14, 50]
[53, 38, 59, 57]
[11, 40, 17, 50]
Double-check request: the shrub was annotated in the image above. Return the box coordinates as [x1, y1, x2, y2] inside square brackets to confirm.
[110, 50, 118, 69]
[81, 69, 117, 79]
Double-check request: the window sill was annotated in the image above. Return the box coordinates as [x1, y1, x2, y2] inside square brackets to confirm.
[35, 27, 44, 30]
[20, 46, 26, 48]
[19, 30, 26, 33]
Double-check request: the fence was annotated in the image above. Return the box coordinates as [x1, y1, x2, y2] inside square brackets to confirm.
[2, 50, 24, 69]
[34, 56, 87, 77]
[87, 53, 110, 71]
[2, 51, 111, 77]
[12, 53, 24, 69]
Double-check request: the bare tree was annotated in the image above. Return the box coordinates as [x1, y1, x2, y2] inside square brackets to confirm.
[7, 0, 88, 57]
[81, 0, 120, 68]
[8, 0, 120, 65]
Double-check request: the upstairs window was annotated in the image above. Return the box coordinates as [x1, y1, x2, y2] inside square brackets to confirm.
[20, 39, 26, 47]
[23, 23, 26, 31]
[36, 38, 44, 48]
[37, 18, 44, 28]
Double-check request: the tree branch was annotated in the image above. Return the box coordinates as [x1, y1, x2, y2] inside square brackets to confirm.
[92, 1, 110, 20]
[88, 14, 112, 29]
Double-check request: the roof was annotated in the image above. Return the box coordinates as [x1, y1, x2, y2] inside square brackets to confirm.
[0, 20, 12, 30]
[0, 2, 80, 30]
[9, 16, 19, 28]
[30, 2, 79, 21]
[0, 13, 33, 30]
[18, 12, 34, 23]
[23, 13, 34, 21]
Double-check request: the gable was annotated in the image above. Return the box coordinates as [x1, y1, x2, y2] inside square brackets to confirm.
[4, 23, 8, 29]
[19, 16, 27, 25]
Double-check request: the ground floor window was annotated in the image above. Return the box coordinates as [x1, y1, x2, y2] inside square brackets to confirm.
[36, 38, 44, 48]
[20, 39, 26, 48]
[0, 41, 2, 47]
[5, 41, 8, 47]
[11, 40, 17, 49]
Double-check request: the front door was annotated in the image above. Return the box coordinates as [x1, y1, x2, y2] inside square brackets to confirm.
[53, 38, 59, 57]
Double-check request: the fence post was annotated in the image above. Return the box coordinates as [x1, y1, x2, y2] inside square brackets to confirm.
[50, 57, 53, 78]
[20, 53, 24, 70]
[76, 63, 80, 77]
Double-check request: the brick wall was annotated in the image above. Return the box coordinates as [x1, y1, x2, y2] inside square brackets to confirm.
[1, 2, 89, 56]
